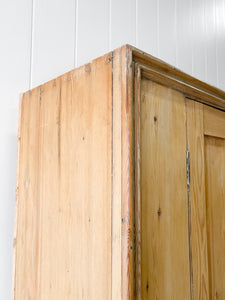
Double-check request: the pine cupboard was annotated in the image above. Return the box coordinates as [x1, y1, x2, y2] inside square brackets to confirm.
[13, 45, 225, 300]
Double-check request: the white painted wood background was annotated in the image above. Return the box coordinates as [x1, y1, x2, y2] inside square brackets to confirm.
[0, 0, 225, 298]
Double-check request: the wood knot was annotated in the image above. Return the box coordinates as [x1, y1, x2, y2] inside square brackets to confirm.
[157, 208, 161, 217]
[154, 116, 157, 122]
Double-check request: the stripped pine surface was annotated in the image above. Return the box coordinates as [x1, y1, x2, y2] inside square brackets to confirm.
[186, 100, 209, 300]
[14, 53, 112, 300]
[205, 136, 225, 299]
[203, 105, 225, 300]
[140, 79, 190, 300]
[13, 45, 225, 300]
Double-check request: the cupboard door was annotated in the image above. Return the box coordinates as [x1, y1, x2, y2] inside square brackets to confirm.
[187, 101, 225, 300]
[139, 79, 191, 299]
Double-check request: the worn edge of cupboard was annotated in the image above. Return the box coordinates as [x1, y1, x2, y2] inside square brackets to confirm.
[134, 63, 141, 300]
[111, 47, 122, 299]
[121, 45, 136, 300]
[11, 94, 23, 300]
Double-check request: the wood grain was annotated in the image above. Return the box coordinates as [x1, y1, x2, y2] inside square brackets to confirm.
[14, 87, 42, 299]
[14, 44, 225, 300]
[14, 53, 112, 299]
[205, 136, 225, 300]
[186, 100, 209, 300]
[140, 79, 190, 299]
[134, 63, 141, 300]
[121, 45, 135, 300]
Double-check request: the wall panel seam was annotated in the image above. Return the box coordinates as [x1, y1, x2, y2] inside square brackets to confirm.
[135, 0, 138, 47]
[74, 0, 79, 67]
[29, 0, 35, 89]
[174, 0, 178, 66]
[190, 0, 194, 76]
[204, 0, 208, 82]
[109, 0, 112, 50]
[73, 0, 77, 68]
[156, 0, 160, 57]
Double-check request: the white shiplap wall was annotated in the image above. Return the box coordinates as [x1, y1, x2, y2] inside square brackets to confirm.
[1, 0, 225, 298]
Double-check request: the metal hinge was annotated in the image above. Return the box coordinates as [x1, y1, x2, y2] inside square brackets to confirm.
[186, 150, 190, 188]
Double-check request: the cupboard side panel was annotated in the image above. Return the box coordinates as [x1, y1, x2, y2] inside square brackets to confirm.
[186, 100, 209, 300]
[14, 54, 113, 299]
[12, 94, 23, 300]
[140, 79, 190, 299]
[14, 88, 42, 299]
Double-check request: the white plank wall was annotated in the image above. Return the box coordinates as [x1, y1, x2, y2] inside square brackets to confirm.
[76, 0, 109, 67]
[158, 0, 177, 65]
[192, 0, 207, 81]
[1, 0, 225, 298]
[176, 0, 192, 75]
[31, 0, 76, 87]
[0, 1, 32, 300]
[137, 0, 158, 56]
[111, 0, 136, 49]
[216, 0, 225, 89]
[205, 0, 217, 87]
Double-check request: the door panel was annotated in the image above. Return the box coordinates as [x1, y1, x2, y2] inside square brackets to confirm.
[205, 136, 225, 299]
[138, 79, 225, 300]
[187, 100, 225, 300]
[140, 79, 191, 300]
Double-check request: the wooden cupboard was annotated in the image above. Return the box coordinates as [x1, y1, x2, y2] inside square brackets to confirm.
[13, 45, 225, 300]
